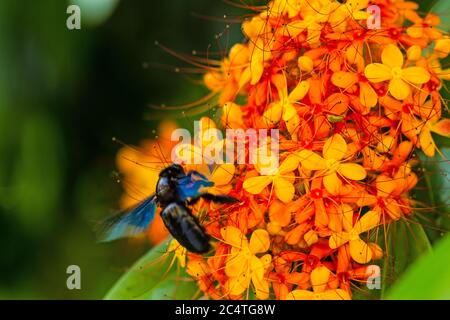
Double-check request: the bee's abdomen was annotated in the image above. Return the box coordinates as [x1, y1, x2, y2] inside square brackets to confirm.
[160, 203, 211, 254]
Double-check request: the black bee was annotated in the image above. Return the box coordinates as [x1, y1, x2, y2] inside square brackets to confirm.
[98, 164, 238, 253]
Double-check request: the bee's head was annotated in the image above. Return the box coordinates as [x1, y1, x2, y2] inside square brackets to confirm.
[159, 163, 185, 178]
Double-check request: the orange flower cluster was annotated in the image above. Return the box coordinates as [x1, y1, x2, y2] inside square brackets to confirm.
[183, 0, 450, 300]
[119, 0, 450, 299]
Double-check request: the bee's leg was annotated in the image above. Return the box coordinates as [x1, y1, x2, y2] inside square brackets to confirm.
[199, 193, 240, 204]
[187, 193, 238, 205]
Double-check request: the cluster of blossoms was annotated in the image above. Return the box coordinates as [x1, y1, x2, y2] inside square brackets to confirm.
[119, 0, 449, 299]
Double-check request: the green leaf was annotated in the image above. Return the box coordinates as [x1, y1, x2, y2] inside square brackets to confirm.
[105, 241, 199, 300]
[414, 149, 450, 243]
[380, 219, 432, 298]
[386, 233, 450, 299]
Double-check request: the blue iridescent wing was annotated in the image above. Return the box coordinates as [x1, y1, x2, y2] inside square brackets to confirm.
[176, 171, 214, 201]
[97, 195, 157, 242]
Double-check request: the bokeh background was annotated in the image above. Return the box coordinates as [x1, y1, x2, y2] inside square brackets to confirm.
[0, 0, 247, 299]
[0, 0, 448, 299]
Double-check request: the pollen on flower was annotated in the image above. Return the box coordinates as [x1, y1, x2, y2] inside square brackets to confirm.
[116, 0, 449, 300]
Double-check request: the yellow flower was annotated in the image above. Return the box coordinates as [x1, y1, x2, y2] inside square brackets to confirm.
[284, 0, 336, 46]
[269, 0, 305, 18]
[263, 73, 309, 125]
[297, 134, 366, 195]
[364, 44, 430, 100]
[331, 71, 378, 109]
[286, 266, 350, 300]
[221, 226, 272, 299]
[243, 155, 299, 203]
[330, 0, 370, 31]
[329, 210, 381, 264]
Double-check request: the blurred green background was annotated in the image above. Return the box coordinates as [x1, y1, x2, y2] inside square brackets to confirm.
[0, 0, 245, 299]
[0, 0, 448, 300]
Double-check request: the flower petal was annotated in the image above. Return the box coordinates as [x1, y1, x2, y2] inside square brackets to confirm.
[285, 20, 307, 38]
[384, 198, 402, 220]
[288, 80, 310, 102]
[353, 210, 381, 234]
[323, 172, 342, 195]
[329, 232, 350, 249]
[419, 128, 435, 157]
[282, 103, 298, 121]
[250, 43, 265, 85]
[431, 119, 450, 136]
[252, 275, 270, 300]
[272, 73, 288, 99]
[402, 67, 430, 84]
[359, 82, 378, 108]
[249, 229, 270, 254]
[331, 71, 358, 89]
[227, 271, 251, 296]
[225, 251, 249, 277]
[221, 226, 247, 248]
[382, 44, 404, 68]
[249, 255, 265, 280]
[376, 174, 397, 196]
[389, 78, 410, 100]
[243, 175, 272, 194]
[286, 290, 315, 300]
[310, 266, 330, 293]
[211, 164, 235, 185]
[285, 224, 308, 245]
[263, 102, 283, 125]
[406, 25, 424, 38]
[297, 150, 327, 170]
[321, 289, 351, 300]
[365, 63, 392, 83]
[274, 177, 295, 203]
[323, 134, 347, 161]
[269, 201, 291, 226]
[338, 163, 367, 180]
[278, 155, 301, 174]
[304, 230, 319, 246]
[349, 239, 372, 263]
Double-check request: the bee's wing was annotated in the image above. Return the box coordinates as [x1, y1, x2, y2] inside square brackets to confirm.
[176, 172, 214, 201]
[97, 195, 157, 242]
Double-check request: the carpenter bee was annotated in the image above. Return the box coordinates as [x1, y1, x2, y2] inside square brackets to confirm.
[98, 164, 238, 253]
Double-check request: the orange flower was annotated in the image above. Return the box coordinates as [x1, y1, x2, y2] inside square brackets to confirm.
[286, 266, 350, 300]
[116, 0, 450, 301]
[243, 155, 299, 203]
[221, 226, 272, 299]
[298, 134, 366, 195]
[329, 210, 381, 264]
[263, 73, 310, 125]
[364, 44, 430, 100]
[406, 13, 442, 40]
